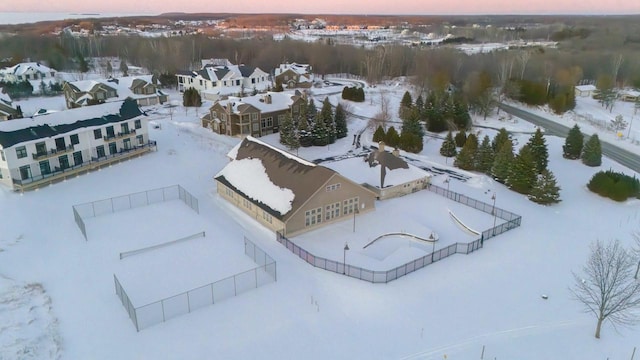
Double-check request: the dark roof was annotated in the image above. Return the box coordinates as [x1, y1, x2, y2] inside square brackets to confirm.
[0, 98, 143, 148]
[215, 137, 335, 220]
[238, 65, 255, 78]
[197, 69, 211, 81]
[176, 70, 194, 76]
[214, 67, 229, 79]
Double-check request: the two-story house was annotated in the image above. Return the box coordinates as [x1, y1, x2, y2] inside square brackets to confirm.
[202, 91, 306, 138]
[274, 63, 314, 89]
[176, 60, 270, 101]
[0, 62, 58, 83]
[0, 98, 156, 191]
[63, 75, 168, 109]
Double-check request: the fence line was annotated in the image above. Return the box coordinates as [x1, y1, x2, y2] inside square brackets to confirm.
[119, 231, 206, 259]
[72, 184, 199, 240]
[275, 185, 522, 283]
[114, 237, 276, 331]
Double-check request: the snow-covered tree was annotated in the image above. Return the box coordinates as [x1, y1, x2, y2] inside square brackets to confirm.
[527, 128, 549, 173]
[610, 114, 628, 132]
[279, 112, 299, 151]
[439, 131, 457, 158]
[528, 169, 561, 204]
[492, 128, 510, 152]
[475, 135, 494, 174]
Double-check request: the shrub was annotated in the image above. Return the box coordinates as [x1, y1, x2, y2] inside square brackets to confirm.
[587, 170, 640, 202]
[341, 86, 365, 102]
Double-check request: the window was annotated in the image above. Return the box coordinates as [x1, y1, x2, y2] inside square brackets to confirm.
[70, 134, 79, 145]
[96, 145, 106, 158]
[121, 123, 130, 134]
[325, 202, 341, 221]
[16, 146, 27, 159]
[134, 119, 141, 129]
[251, 78, 255, 84]
[94, 129, 102, 139]
[242, 198, 252, 210]
[73, 151, 83, 166]
[54, 138, 66, 151]
[261, 117, 273, 129]
[19, 165, 31, 180]
[326, 183, 341, 192]
[58, 155, 69, 170]
[136, 135, 144, 146]
[35, 142, 47, 156]
[123, 138, 131, 150]
[0, 150, 4, 161]
[252, 123, 259, 132]
[39, 160, 51, 175]
[108, 142, 117, 155]
[304, 208, 322, 227]
[251, 113, 258, 121]
[262, 211, 273, 224]
[225, 187, 234, 198]
[106, 126, 115, 139]
[343, 197, 359, 215]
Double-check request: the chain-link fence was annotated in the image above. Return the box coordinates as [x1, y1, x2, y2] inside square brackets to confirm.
[275, 184, 521, 283]
[114, 237, 276, 331]
[72, 185, 199, 240]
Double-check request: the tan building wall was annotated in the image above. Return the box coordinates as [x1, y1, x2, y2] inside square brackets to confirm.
[365, 177, 430, 200]
[216, 181, 285, 232]
[284, 173, 376, 237]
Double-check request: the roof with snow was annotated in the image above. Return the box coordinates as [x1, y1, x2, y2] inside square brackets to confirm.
[276, 63, 312, 76]
[215, 136, 334, 219]
[575, 84, 596, 92]
[65, 75, 163, 103]
[1, 62, 56, 76]
[180, 63, 265, 82]
[213, 91, 301, 114]
[323, 155, 431, 189]
[0, 99, 143, 148]
[0, 89, 12, 106]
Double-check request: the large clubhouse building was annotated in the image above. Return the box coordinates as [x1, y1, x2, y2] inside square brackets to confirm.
[0, 98, 155, 191]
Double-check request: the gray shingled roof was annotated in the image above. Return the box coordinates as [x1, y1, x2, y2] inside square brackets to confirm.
[238, 65, 255, 78]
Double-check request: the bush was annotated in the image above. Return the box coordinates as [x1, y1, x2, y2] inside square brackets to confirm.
[587, 170, 640, 202]
[454, 130, 467, 147]
[341, 86, 365, 102]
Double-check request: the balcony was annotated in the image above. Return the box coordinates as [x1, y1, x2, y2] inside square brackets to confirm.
[103, 129, 136, 141]
[13, 140, 157, 192]
[31, 145, 75, 160]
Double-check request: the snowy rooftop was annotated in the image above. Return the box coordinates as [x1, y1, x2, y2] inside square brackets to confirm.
[67, 75, 162, 102]
[214, 91, 299, 114]
[0, 89, 12, 105]
[575, 84, 597, 91]
[323, 155, 431, 188]
[276, 62, 312, 76]
[1, 62, 55, 76]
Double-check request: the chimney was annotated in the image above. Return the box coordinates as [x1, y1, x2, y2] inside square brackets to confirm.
[265, 94, 272, 104]
[378, 141, 385, 152]
[392, 148, 400, 157]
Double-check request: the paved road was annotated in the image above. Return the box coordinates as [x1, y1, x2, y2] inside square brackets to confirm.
[498, 103, 640, 173]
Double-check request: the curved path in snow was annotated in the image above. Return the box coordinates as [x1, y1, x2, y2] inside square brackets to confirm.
[363, 231, 438, 249]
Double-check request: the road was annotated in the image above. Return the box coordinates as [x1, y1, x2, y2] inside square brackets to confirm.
[498, 103, 640, 173]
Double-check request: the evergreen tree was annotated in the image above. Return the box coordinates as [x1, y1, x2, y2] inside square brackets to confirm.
[373, 125, 386, 143]
[386, 126, 400, 148]
[307, 97, 317, 124]
[399, 90, 413, 120]
[78, 55, 89, 73]
[492, 139, 514, 183]
[334, 103, 348, 139]
[402, 110, 424, 138]
[106, 60, 113, 76]
[312, 109, 330, 146]
[452, 97, 471, 130]
[439, 131, 457, 158]
[319, 97, 336, 143]
[39, 80, 47, 95]
[279, 112, 299, 150]
[454, 130, 467, 147]
[399, 131, 423, 153]
[454, 133, 478, 170]
[119, 59, 129, 77]
[475, 135, 494, 173]
[528, 169, 562, 205]
[182, 88, 202, 107]
[507, 144, 537, 194]
[415, 94, 424, 116]
[563, 124, 584, 159]
[582, 134, 602, 167]
[492, 128, 510, 152]
[527, 128, 549, 173]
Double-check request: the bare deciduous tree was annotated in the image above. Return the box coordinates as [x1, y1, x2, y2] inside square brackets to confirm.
[570, 239, 640, 339]
[633, 232, 640, 279]
[517, 50, 531, 80]
[371, 91, 391, 129]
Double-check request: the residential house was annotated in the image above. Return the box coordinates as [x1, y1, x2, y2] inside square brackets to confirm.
[0, 62, 58, 83]
[274, 63, 314, 89]
[215, 136, 377, 237]
[575, 84, 597, 97]
[323, 142, 431, 200]
[0, 90, 21, 120]
[0, 99, 156, 191]
[618, 89, 640, 102]
[176, 60, 270, 101]
[202, 91, 306, 137]
[63, 75, 168, 108]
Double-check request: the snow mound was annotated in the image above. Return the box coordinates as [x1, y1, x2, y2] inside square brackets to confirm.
[0, 276, 62, 360]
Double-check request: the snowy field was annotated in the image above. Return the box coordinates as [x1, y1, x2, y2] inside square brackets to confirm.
[1, 83, 640, 359]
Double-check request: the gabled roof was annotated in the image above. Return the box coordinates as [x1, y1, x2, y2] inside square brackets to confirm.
[66, 76, 160, 105]
[0, 99, 143, 148]
[238, 65, 255, 78]
[575, 84, 596, 92]
[213, 91, 301, 114]
[2, 62, 55, 76]
[215, 136, 335, 220]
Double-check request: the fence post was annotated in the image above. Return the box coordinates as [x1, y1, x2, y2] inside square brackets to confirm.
[254, 268, 258, 288]
[92, 202, 95, 217]
[110, 198, 114, 213]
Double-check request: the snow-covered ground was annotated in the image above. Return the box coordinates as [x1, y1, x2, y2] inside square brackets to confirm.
[1, 83, 639, 359]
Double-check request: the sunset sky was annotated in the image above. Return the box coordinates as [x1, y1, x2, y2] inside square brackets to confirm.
[2, 0, 639, 15]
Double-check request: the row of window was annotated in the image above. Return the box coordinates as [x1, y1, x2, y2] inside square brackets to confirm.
[326, 183, 341, 192]
[304, 197, 360, 227]
[223, 185, 274, 225]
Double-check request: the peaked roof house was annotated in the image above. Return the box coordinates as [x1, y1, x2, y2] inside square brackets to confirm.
[0, 90, 21, 121]
[215, 136, 377, 237]
[176, 60, 270, 101]
[203, 91, 306, 137]
[274, 63, 314, 89]
[63, 75, 168, 108]
[0, 62, 58, 83]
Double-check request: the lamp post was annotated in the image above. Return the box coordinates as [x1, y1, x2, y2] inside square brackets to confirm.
[429, 232, 435, 262]
[491, 193, 497, 235]
[352, 207, 359, 233]
[343, 242, 350, 274]
[444, 176, 450, 193]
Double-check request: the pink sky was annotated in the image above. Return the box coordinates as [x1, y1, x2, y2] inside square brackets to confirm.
[1, 0, 639, 15]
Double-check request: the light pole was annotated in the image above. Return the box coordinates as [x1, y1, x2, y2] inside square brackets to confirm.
[491, 193, 497, 235]
[352, 207, 359, 233]
[628, 115, 634, 139]
[444, 176, 450, 193]
[429, 232, 435, 262]
[343, 242, 350, 274]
